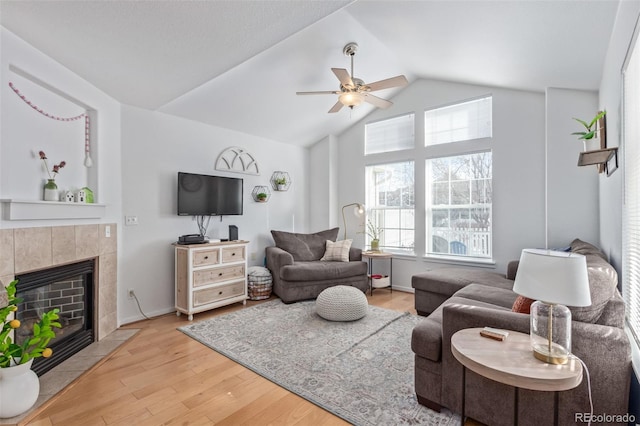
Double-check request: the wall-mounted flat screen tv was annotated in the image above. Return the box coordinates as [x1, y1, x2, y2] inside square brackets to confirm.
[177, 172, 243, 216]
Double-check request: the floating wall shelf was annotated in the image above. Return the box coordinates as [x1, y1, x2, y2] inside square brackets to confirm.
[577, 147, 618, 176]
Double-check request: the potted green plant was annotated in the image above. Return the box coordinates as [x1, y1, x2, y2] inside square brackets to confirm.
[571, 110, 606, 151]
[257, 192, 268, 202]
[275, 177, 287, 191]
[0, 279, 61, 418]
[363, 219, 383, 251]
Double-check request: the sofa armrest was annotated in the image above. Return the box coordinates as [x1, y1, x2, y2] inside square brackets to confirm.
[265, 246, 294, 276]
[506, 260, 519, 280]
[349, 246, 362, 261]
[440, 303, 530, 412]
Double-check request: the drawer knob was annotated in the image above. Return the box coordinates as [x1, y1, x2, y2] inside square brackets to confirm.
[204, 256, 209, 260]
[232, 253, 236, 256]
[219, 291, 223, 295]
[218, 272, 223, 276]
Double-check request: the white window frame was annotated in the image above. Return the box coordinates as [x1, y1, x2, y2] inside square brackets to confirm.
[365, 161, 415, 254]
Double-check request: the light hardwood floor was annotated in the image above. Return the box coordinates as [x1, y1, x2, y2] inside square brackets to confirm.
[25, 290, 420, 426]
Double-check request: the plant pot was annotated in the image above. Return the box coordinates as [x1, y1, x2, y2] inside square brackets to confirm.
[43, 179, 59, 201]
[583, 138, 600, 152]
[0, 359, 40, 418]
[371, 239, 380, 251]
[277, 184, 286, 191]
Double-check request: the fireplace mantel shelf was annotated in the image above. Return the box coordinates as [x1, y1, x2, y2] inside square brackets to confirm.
[1, 199, 106, 220]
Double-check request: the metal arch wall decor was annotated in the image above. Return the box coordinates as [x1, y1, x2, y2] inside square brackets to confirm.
[215, 147, 260, 175]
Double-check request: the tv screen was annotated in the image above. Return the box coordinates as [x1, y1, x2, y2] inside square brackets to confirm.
[177, 172, 243, 216]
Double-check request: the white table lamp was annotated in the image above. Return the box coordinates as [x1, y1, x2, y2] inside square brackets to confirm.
[512, 249, 591, 365]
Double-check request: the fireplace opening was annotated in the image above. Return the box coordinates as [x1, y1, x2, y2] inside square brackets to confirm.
[15, 259, 95, 376]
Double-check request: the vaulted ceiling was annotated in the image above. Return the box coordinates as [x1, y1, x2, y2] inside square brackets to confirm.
[0, 0, 620, 147]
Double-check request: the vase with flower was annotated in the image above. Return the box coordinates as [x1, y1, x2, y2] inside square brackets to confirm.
[0, 279, 60, 418]
[361, 219, 383, 251]
[38, 151, 66, 201]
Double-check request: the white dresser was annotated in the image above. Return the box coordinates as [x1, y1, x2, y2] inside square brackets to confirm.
[174, 240, 249, 320]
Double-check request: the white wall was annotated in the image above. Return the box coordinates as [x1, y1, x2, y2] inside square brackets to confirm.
[309, 135, 338, 231]
[545, 88, 599, 248]
[0, 27, 122, 228]
[332, 78, 600, 291]
[119, 105, 309, 324]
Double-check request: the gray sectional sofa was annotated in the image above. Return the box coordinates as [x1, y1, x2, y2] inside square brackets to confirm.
[265, 228, 368, 303]
[411, 239, 632, 425]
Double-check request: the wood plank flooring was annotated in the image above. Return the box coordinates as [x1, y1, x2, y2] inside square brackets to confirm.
[24, 290, 424, 426]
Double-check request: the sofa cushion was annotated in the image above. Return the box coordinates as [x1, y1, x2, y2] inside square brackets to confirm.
[570, 238, 608, 261]
[570, 253, 618, 323]
[454, 284, 519, 309]
[271, 228, 339, 261]
[412, 268, 513, 298]
[280, 260, 367, 282]
[321, 239, 352, 262]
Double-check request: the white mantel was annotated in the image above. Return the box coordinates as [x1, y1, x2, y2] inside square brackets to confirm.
[1, 199, 106, 221]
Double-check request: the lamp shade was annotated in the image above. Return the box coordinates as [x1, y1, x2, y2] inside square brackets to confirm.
[339, 92, 364, 107]
[513, 249, 591, 307]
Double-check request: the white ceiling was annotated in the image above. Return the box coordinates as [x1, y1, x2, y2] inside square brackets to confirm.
[0, 0, 620, 147]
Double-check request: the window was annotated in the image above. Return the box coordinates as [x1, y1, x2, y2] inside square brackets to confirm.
[365, 113, 415, 155]
[623, 32, 640, 346]
[425, 96, 492, 146]
[426, 152, 492, 258]
[365, 162, 415, 253]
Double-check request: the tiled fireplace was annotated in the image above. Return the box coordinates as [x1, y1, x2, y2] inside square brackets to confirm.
[0, 224, 118, 344]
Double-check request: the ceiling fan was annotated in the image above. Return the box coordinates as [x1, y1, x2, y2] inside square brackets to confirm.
[296, 42, 408, 113]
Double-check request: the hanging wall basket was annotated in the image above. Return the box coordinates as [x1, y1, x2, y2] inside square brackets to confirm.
[270, 171, 291, 191]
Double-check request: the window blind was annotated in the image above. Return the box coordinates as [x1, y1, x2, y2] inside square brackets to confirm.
[425, 96, 492, 146]
[623, 31, 640, 346]
[365, 113, 414, 155]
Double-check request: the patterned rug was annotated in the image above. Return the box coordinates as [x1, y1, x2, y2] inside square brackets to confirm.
[179, 299, 460, 426]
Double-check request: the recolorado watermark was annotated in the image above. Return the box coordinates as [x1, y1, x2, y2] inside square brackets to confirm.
[575, 412, 636, 423]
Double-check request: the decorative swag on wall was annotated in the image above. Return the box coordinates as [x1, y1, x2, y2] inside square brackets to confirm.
[8, 82, 93, 168]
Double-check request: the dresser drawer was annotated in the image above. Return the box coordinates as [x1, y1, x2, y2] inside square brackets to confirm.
[193, 281, 245, 307]
[222, 246, 245, 263]
[192, 249, 219, 267]
[193, 264, 245, 287]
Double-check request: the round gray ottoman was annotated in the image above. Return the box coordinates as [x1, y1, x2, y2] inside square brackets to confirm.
[316, 285, 368, 321]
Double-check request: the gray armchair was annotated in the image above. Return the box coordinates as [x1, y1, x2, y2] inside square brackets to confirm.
[265, 228, 368, 303]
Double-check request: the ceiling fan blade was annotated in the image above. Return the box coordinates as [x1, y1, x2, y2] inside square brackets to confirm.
[296, 91, 340, 95]
[364, 93, 393, 109]
[328, 100, 344, 113]
[366, 75, 408, 92]
[332, 68, 354, 89]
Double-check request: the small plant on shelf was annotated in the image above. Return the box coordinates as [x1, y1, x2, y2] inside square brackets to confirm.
[571, 110, 606, 141]
[257, 193, 268, 202]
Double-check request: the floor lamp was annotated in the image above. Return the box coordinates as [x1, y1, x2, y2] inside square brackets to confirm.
[512, 249, 591, 364]
[341, 203, 365, 240]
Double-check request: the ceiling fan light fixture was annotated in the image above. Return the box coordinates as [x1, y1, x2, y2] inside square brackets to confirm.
[339, 91, 364, 108]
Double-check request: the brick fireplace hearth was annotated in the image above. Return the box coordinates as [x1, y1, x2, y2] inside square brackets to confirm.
[0, 224, 117, 340]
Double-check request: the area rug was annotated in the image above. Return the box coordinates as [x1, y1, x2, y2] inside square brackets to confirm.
[178, 299, 460, 426]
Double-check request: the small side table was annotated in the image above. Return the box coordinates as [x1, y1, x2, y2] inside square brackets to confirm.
[361, 251, 392, 295]
[451, 328, 583, 425]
